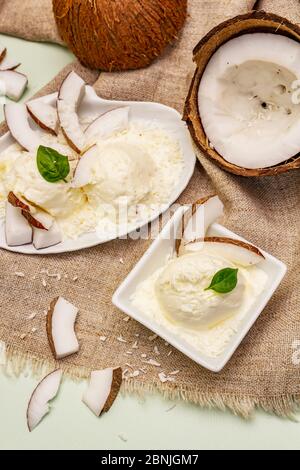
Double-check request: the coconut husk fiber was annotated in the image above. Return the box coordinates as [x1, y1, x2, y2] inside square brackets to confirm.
[1, 0, 300, 418]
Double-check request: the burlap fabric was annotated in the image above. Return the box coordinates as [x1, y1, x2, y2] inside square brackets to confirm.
[0, 0, 300, 417]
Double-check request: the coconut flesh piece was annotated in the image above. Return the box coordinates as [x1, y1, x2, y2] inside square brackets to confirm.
[7, 191, 53, 231]
[71, 145, 98, 188]
[27, 369, 62, 432]
[47, 297, 79, 360]
[27, 101, 58, 136]
[5, 202, 32, 246]
[57, 71, 86, 153]
[0, 71, 28, 101]
[0, 56, 20, 71]
[198, 33, 300, 169]
[176, 195, 224, 255]
[180, 237, 265, 267]
[5, 103, 41, 152]
[82, 367, 122, 417]
[33, 222, 62, 250]
[85, 107, 130, 147]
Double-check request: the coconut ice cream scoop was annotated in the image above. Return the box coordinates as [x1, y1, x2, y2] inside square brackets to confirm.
[83, 141, 155, 207]
[155, 252, 246, 330]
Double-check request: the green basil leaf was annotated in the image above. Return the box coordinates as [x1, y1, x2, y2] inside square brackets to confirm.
[205, 268, 238, 294]
[37, 146, 70, 183]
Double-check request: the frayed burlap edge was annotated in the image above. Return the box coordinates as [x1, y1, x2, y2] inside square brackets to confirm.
[2, 345, 299, 420]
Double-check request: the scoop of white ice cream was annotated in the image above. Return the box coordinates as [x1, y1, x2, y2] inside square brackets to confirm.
[84, 142, 155, 208]
[4, 152, 85, 218]
[155, 253, 246, 329]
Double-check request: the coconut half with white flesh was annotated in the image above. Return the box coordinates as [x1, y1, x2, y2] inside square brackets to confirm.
[175, 195, 224, 255]
[179, 236, 265, 266]
[27, 101, 58, 136]
[27, 369, 62, 432]
[5, 103, 41, 152]
[5, 202, 32, 246]
[85, 107, 130, 147]
[184, 11, 300, 176]
[47, 297, 79, 360]
[0, 71, 28, 101]
[57, 71, 86, 153]
[82, 367, 122, 417]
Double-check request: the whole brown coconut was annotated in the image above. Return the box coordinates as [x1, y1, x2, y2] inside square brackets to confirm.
[52, 0, 188, 71]
[184, 11, 300, 177]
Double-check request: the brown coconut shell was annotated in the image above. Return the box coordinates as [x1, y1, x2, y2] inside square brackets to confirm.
[184, 11, 300, 177]
[53, 0, 187, 72]
[102, 367, 123, 413]
[46, 297, 59, 359]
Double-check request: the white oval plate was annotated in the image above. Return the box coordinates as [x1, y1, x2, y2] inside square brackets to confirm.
[0, 86, 196, 254]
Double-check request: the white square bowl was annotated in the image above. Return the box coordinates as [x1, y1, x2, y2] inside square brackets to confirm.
[112, 207, 287, 372]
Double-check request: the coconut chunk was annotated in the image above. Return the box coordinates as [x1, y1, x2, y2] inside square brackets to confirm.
[176, 195, 224, 255]
[85, 107, 130, 147]
[5, 103, 41, 152]
[0, 56, 20, 71]
[82, 367, 122, 417]
[27, 369, 62, 432]
[0, 71, 28, 101]
[5, 201, 32, 246]
[8, 191, 53, 230]
[181, 236, 265, 266]
[57, 71, 86, 153]
[71, 145, 98, 188]
[46, 297, 79, 359]
[33, 222, 62, 250]
[27, 101, 58, 136]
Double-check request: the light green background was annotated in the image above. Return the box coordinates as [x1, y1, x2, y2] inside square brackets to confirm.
[0, 35, 299, 451]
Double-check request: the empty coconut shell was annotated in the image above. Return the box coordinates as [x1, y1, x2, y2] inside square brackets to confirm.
[184, 11, 300, 177]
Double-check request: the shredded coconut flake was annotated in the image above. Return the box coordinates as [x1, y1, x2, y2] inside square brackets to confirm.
[143, 359, 161, 367]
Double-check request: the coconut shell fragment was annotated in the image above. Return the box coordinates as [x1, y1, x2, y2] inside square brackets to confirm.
[53, 0, 187, 71]
[184, 11, 300, 177]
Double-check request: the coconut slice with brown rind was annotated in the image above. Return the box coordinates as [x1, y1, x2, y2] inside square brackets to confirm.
[0, 56, 20, 71]
[180, 236, 265, 267]
[27, 101, 58, 136]
[5, 104, 41, 152]
[71, 145, 98, 188]
[47, 297, 79, 360]
[82, 367, 122, 417]
[8, 192, 52, 230]
[27, 369, 62, 432]
[175, 195, 224, 255]
[85, 107, 130, 147]
[57, 71, 86, 153]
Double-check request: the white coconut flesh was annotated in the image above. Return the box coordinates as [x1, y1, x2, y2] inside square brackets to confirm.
[0, 71, 28, 101]
[82, 369, 116, 417]
[33, 222, 62, 250]
[182, 195, 224, 243]
[0, 56, 20, 71]
[27, 369, 62, 432]
[57, 71, 86, 153]
[181, 239, 264, 266]
[5, 103, 41, 152]
[5, 202, 32, 246]
[198, 33, 300, 169]
[27, 101, 59, 135]
[48, 297, 79, 359]
[85, 107, 130, 147]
